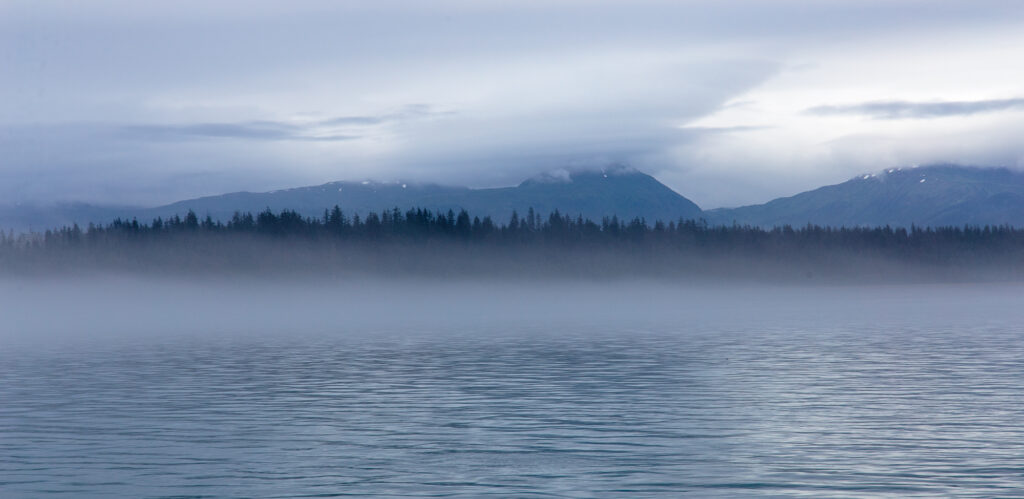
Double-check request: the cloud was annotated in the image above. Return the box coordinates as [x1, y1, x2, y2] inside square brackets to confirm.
[1, 0, 1024, 207]
[318, 105, 454, 127]
[115, 105, 454, 143]
[678, 125, 774, 134]
[119, 121, 358, 142]
[805, 98, 1024, 120]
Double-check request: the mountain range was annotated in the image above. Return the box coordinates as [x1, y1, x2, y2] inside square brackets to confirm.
[708, 165, 1024, 228]
[145, 167, 703, 226]
[2, 165, 1023, 232]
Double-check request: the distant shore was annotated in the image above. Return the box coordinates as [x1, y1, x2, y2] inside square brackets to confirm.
[3, 207, 1022, 283]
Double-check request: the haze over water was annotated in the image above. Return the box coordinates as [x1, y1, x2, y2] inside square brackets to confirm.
[2, 280, 1023, 497]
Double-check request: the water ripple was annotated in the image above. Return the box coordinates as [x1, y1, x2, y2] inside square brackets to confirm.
[2, 325, 1024, 497]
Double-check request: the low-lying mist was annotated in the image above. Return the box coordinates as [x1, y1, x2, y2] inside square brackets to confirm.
[4, 276, 1022, 349]
[2, 233, 1022, 284]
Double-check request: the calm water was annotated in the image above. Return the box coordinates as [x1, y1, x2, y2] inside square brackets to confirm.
[2, 281, 1024, 497]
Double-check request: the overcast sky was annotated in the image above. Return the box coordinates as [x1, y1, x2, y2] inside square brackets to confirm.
[2, 0, 1024, 208]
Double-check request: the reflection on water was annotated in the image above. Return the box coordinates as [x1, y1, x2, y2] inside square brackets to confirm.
[3, 321, 1024, 497]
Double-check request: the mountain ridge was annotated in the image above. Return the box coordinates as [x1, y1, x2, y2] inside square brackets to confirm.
[0, 168, 704, 232]
[142, 168, 703, 225]
[708, 165, 1024, 228]
[3, 164, 1024, 232]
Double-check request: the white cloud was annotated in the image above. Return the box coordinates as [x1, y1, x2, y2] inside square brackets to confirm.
[674, 24, 1024, 206]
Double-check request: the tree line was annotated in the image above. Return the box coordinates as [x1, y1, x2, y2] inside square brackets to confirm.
[2, 206, 1023, 278]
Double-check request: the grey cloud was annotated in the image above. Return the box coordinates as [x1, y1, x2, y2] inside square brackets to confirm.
[5, 1, 1020, 125]
[317, 117, 388, 127]
[806, 98, 1024, 120]
[2, 1, 1023, 207]
[120, 121, 357, 142]
[679, 125, 774, 134]
[118, 105, 452, 142]
[318, 104, 453, 127]
[0, 52, 777, 204]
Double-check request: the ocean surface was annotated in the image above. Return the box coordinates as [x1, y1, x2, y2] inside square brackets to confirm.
[2, 280, 1024, 497]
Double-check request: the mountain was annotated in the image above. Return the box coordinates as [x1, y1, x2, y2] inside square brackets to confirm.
[0, 203, 131, 234]
[708, 165, 1024, 228]
[144, 167, 703, 224]
[6, 164, 1023, 233]
[0, 168, 703, 232]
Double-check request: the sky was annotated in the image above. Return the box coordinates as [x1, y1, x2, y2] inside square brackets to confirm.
[2, 0, 1024, 209]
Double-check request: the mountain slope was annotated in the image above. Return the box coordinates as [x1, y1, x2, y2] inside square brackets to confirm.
[139, 168, 702, 224]
[145, 182, 471, 222]
[0, 168, 703, 232]
[708, 165, 1024, 227]
[0, 203, 134, 233]
[8, 164, 1022, 233]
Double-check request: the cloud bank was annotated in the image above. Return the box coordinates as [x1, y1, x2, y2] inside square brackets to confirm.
[806, 98, 1024, 120]
[1, 0, 1023, 208]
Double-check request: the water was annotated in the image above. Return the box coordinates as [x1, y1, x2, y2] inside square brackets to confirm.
[2, 281, 1024, 497]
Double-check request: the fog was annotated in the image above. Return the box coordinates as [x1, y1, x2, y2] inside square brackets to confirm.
[4, 276, 1022, 349]
[6, 221, 1024, 285]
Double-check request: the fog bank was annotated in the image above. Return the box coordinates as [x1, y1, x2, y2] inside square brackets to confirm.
[4, 277, 1022, 350]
